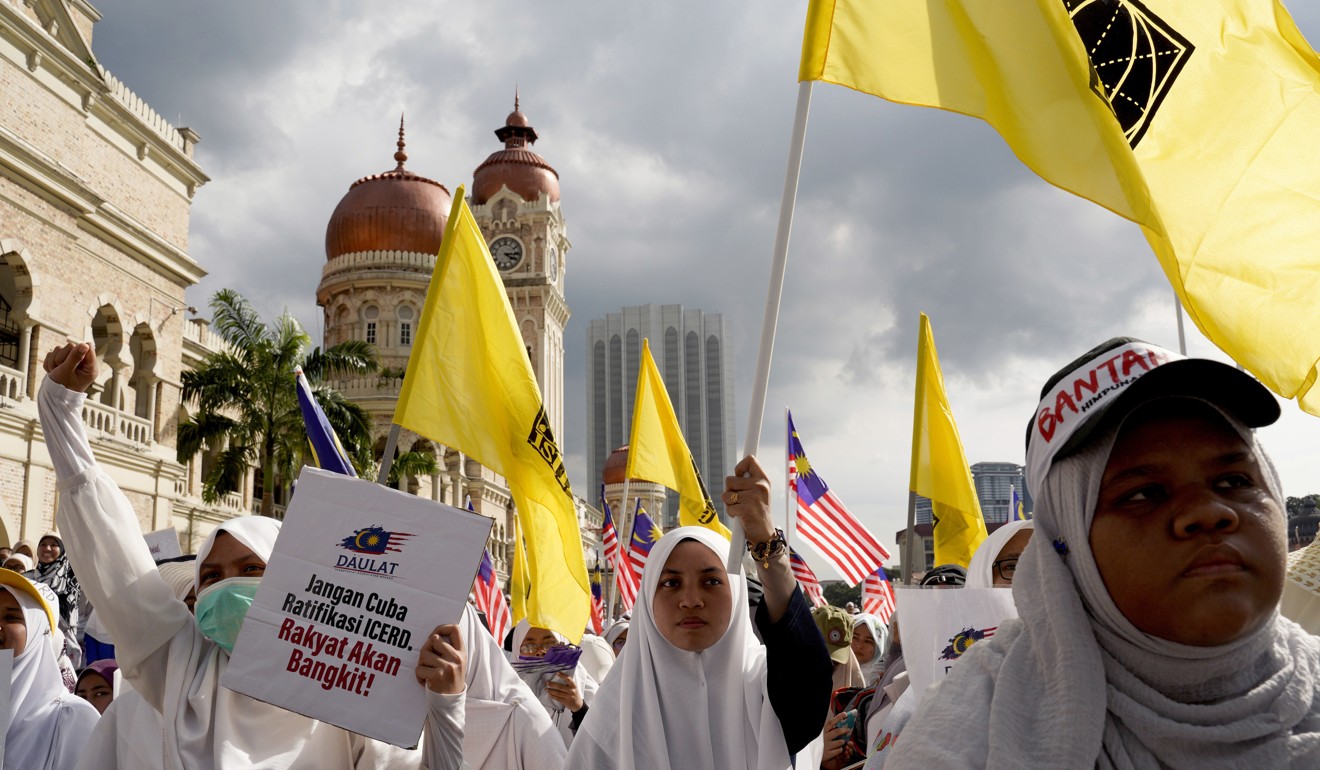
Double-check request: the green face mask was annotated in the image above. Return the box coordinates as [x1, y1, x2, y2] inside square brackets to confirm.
[194, 576, 261, 653]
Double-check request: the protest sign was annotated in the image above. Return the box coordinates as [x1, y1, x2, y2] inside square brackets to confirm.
[143, 528, 182, 562]
[894, 587, 1017, 700]
[222, 467, 493, 747]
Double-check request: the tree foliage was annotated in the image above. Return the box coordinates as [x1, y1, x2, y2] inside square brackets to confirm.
[178, 289, 378, 516]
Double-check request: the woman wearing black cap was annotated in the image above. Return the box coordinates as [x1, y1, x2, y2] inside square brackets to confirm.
[885, 338, 1320, 768]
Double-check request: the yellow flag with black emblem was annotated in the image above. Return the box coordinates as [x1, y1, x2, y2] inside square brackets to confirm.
[625, 339, 732, 538]
[395, 186, 588, 642]
[910, 314, 986, 568]
[801, 0, 1320, 416]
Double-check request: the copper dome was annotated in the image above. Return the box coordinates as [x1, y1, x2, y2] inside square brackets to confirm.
[472, 96, 559, 205]
[325, 118, 453, 261]
[602, 445, 630, 485]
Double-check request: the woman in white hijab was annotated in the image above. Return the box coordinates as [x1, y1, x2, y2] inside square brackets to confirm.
[0, 570, 100, 769]
[850, 614, 888, 688]
[965, 519, 1033, 590]
[568, 455, 833, 769]
[433, 606, 566, 769]
[887, 338, 1320, 768]
[39, 342, 464, 769]
[508, 620, 598, 747]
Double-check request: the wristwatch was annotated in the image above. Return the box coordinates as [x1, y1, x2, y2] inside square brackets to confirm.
[746, 528, 787, 569]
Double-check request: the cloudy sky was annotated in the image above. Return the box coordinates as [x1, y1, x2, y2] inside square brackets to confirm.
[91, 1, 1320, 578]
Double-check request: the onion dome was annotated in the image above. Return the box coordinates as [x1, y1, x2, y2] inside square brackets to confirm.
[602, 445, 630, 485]
[325, 116, 452, 260]
[472, 93, 560, 205]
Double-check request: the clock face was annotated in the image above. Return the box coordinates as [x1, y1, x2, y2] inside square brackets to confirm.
[490, 237, 523, 271]
[547, 246, 558, 281]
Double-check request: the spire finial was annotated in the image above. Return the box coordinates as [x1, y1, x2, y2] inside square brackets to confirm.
[514, 84, 520, 113]
[394, 113, 407, 169]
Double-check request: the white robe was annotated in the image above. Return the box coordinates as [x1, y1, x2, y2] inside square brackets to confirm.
[39, 380, 460, 770]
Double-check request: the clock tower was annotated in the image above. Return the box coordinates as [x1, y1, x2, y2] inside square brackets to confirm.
[470, 96, 570, 440]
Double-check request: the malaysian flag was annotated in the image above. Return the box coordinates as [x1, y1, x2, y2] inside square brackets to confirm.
[601, 488, 639, 611]
[1010, 484, 1029, 521]
[473, 548, 511, 645]
[627, 501, 662, 587]
[789, 411, 892, 585]
[589, 570, 605, 634]
[862, 569, 897, 626]
[789, 547, 827, 607]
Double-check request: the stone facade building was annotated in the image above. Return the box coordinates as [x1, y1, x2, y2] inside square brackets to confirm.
[0, 0, 246, 550]
[317, 102, 597, 582]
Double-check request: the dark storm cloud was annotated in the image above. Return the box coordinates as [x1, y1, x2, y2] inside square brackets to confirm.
[86, 1, 1320, 546]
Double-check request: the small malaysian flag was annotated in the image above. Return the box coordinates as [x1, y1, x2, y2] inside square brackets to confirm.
[789, 411, 892, 585]
[789, 548, 827, 608]
[601, 489, 639, 611]
[473, 548, 511, 645]
[863, 568, 897, 626]
[627, 501, 662, 587]
[589, 570, 605, 634]
[1010, 484, 1029, 521]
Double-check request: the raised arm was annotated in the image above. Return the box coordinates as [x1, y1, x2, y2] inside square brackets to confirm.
[38, 343, 194, 709]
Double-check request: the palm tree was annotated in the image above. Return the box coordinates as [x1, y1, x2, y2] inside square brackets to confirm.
[178, 289, 378, 516]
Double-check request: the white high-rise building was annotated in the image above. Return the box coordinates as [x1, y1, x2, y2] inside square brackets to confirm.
[587, 305, 735, 529]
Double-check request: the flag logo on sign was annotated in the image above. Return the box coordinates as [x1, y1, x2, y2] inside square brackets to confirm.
[1064, 0, 1193, 147]
[339, 526, 415, 556]
[938, 626, 998, 661]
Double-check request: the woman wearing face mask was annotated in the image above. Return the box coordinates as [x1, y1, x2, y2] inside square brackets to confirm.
[39, 343, 466, 769]
[0, 570, 100, 769]
[887, 338, 1320, 768]
[567, 456, 834, 769]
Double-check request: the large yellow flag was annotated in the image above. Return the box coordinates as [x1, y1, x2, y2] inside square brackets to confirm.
[395, 186, 589, 641]
[910, 314, 986, 568]
[510, 519, 530, 625]
[801, 0, 1320, 415]
[625, 339, 731, 538]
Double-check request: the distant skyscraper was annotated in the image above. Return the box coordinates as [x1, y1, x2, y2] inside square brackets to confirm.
[971, 462, 1031, 524]
[587, 305, 735, 529]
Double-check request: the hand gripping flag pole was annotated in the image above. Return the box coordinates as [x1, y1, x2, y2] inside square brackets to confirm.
[727, 80, 814, 571]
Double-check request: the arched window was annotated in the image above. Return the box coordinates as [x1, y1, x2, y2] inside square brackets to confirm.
[362, 305, 379, 345]
[397, 305, 414, 347]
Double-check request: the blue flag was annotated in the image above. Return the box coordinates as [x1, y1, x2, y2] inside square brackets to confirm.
[295, 367, 356, 477]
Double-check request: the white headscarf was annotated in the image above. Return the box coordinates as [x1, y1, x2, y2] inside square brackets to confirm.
[577, 634, 615, 685]
[965, 520, 1034, 589]
[509, 619, 599, 746]
[888, 401, 1320, 768]
[194, 517, 280, 591]
[455, 604, 567, 769]
[4, 581, 100, 770]
[602, 619, 629, 648]
[851, 614, 889, 688]
[567, 526, 792, 770]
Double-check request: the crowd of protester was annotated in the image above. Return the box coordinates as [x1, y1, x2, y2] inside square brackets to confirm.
[3, 335, 1320, 768]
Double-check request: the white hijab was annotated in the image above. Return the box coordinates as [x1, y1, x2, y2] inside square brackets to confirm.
[567, 526, 792, 770]
[509, 620, 599, 746]
[193, 517, 280, 592]
[5, 581, 100, 770]
[455, 604, 567, 769]
[965, 520, 1034, 589]
[851, 614, 888, 688]
[888, 401, 1320, 768]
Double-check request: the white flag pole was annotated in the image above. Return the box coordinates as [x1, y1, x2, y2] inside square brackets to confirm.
[728, 80, 814, 571]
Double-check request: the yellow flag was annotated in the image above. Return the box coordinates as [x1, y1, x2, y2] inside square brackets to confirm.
[801, 0, 1320, 415]
[510, 519, 530, 626]
[395, 186, 588, 641]
[625, 339, 731, 538]
[910, 314, 985, 568]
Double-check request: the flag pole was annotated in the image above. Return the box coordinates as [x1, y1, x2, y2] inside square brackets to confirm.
[376, 423, 401, 485]
[1174, 293, 1187, 355]
[785, 407, 793, 551]
[905, 316, 929, 583]
[611, 477, 633, 609]
[728, 80, 814, 572]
